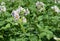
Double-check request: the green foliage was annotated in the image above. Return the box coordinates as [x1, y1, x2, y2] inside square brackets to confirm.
[0, 0, 60, 41]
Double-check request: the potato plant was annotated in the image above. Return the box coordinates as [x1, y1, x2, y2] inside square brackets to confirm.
[0, 0, 60, 41]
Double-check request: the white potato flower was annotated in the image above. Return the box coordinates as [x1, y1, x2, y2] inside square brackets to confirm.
[36, 1, 45, 7]
[1, 2, 5, 5]
[16, 7, 22, 13]
[36, 1, 45, 12]
[55, 0, 57, 3]
[16, 6, 30, 15]
[24, 8, 30, 15]
[54, 37, 60, 40]
[1, 6, 6, 12]
[54, 0, 60, 3]
[12, 10, 20, 20]
[11, 6, 30, 21]
[58, 0, 60, 3]
[19, 7, 25, 12]
[0, 6, 6, 12]
[22, 17, 27, 23]
[16, 6, 25, 13]
[51, 5, 60, 13]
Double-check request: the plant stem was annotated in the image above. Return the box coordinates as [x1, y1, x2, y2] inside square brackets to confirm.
[19, 19, 26, 34]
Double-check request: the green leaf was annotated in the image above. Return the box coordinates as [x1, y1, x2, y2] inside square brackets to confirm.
[5, 23, 10, 28]
[1, 23, 10, 30]
[10, 38, 15, 41]
[38, 16, 43, 21]
[39, 32, 46, 38]
[16, 37, 26, 41]
[29, 34, 38, 41]
[5, 18, 13, 22]
[45, 30, 53, 40]
[0, 35, 3, 38]
[0, 21, 5, 26]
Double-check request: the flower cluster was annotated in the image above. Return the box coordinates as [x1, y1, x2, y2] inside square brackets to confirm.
[22, 16, 27, 23]
[0, 2, 6, 12]
[36, 1, 45, 12]
[54, 0, 60, 3]
[12, 10, 20, 21]
[0, 0, 60, 41]
[51, 5, 60, 13]
[54, 36, 60, 41]
[12, 6, 30, 23]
